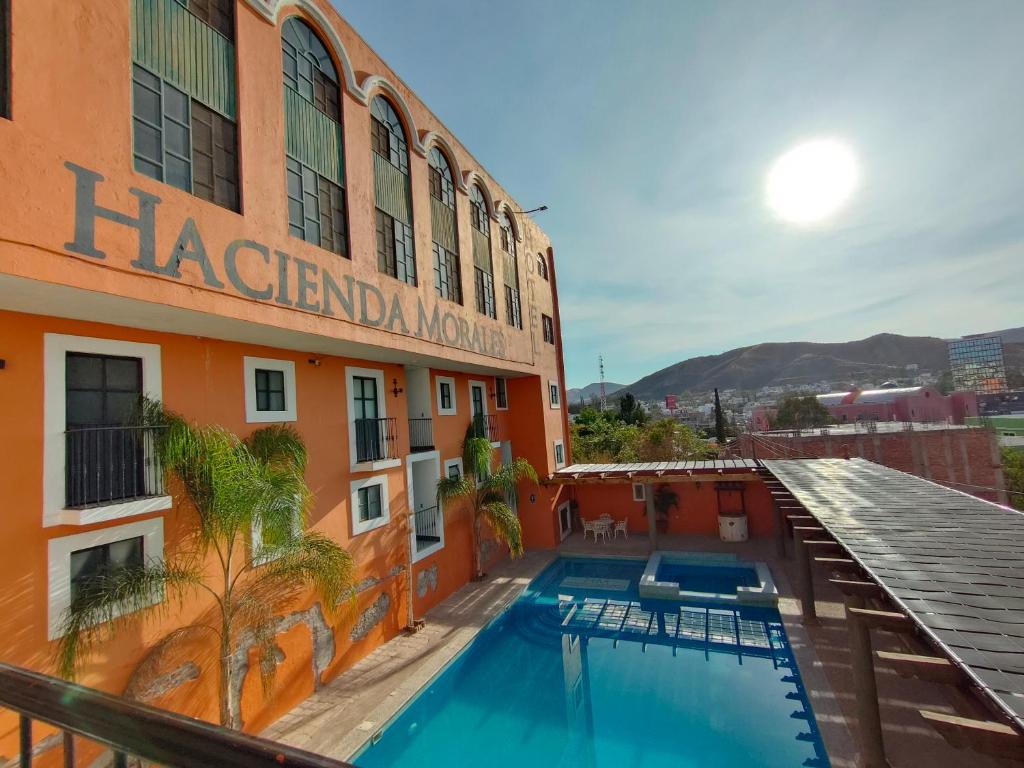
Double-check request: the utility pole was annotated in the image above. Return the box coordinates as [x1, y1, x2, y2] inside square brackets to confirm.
[714, 388, 727, 445]
[599, 354, 607, 412]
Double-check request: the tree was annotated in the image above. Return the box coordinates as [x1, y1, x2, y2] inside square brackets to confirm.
[937, 370, 954, 395]
[57, 404, 355, 729]
[713, 388, 727, 444]
[1003, 447, 1024, 512]
[618, 392, 647, 425]
[435, 427, 538, 579]
[773, 393, 833, 430]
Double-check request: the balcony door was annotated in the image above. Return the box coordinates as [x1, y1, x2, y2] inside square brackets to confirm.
[470, 383, 485, 418]
[65, 353, 145, 507]
[353, 375, 381, 462]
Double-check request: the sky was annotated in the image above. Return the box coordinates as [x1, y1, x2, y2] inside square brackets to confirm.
[333, 0, 1024, 388]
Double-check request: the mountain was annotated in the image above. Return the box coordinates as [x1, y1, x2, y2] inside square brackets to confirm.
[978, 326, 1024, 344]
[619, 332, 1024, 400]
[567, 382, 625, 405]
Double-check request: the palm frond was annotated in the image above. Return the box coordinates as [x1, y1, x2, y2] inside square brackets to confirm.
[57, 561, 204, 679]
[462, 430, 493, 480]
[245, 424, 308, 473]
[254, 532, 356, 615]
[479, 500, 524, 557]
[435, 475, 474, 509]
[484, 457, 538, 499]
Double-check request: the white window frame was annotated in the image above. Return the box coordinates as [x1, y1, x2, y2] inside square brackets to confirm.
[443, 457, 464, 480]
[495, 377, 509, 411]
[47, 517, 164, 639]
[350, 474, 390, 536]
[347, 366, 400, 472]
[548, 379, 561, 409]
[554, 439, 566, 468]
[43, 333, 171, 527]
[251, 507, 303, 563]
[408, 451, 444, 562]
[557, 501, 572, 541]
[435, 375, 457, 416]
[632, 483, 646, 502]
[468, 379, 489, 417]
[244, 356, 297, 423]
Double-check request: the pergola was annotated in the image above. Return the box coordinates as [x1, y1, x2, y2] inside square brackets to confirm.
[763, 458, 1024, 765]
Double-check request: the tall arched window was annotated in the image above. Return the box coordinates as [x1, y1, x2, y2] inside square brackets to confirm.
[131, 0, 239, 210]
[470, 184, 495, 318]
[498, 210, 521, 329]
[282, 17, 348, 256]
[371, 96, 415, 285]
[537, 253, 549, 281]
[429, 148, 461, 303]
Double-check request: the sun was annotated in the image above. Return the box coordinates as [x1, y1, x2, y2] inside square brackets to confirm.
[766, 139, 860, 224]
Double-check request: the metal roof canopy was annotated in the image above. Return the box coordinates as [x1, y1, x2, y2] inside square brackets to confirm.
[550, 460, 761, 484]
[763, 458, 1024, 734]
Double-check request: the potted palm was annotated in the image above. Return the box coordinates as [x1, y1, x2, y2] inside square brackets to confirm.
[56, 402, 355, 729]
[436, 426, 538, 580]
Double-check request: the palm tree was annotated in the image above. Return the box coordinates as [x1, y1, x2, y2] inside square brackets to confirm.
[436, 427, 538, 579]
[56, 402, 355, 729]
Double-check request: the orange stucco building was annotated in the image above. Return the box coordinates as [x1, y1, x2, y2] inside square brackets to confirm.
[0, 0, 570, 749]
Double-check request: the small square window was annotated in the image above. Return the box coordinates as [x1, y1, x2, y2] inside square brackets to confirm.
[436, 376, 457, 416]
[445, 457, 464, 482]
[542, 314, 555, 344]
[70, 536, 144, 602]
[554, 440, 565, 468]
[255, 369, 286, 412]
[358, 484, 383, 522]
[632, 483, 646, 502]
[244, 357, 296, 423]
[441, 382, 452, 409]
[350, 475, 390, 535]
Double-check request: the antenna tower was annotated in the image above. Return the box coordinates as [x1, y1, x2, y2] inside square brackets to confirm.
[599, 354, 607, 411]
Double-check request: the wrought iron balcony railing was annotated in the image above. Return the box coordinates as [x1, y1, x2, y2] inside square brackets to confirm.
[408, 418, 434, 452]
[470, 413, 498, 443]
[65, 425, 166, 509]
[0, 663, 352, 768]
[414, 505, 441, 552]
[354, 417, 398, 463]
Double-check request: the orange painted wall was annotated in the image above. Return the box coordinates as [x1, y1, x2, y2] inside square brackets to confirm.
[569, 478, 776, 538]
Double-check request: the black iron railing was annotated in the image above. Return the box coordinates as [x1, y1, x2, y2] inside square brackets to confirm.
[354, 417, 398, 463]
[408, 418, 434, 452]
[65, 425, 165, 509]
[414, 505, 441, 551]
[470, 413, 498, 442]
[0, 663, 353, 768]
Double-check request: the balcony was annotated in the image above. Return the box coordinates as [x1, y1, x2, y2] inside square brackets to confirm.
[414, 505, 442, 553]
[471, 413, 499, 443]
[408, 418, 434, 453]
[0, 663, 352, 768]
[354, 417, 398, 463]
[65, 425, 166, 509]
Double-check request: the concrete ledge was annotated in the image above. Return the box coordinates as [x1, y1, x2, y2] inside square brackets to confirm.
[639, 550, 778, 606]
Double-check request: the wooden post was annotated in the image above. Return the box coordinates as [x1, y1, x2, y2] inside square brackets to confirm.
[794, 527, 821, 622]
[847, 606, 889, 768]
[645, 484, 657, 552]
[774, 502, 787, 558]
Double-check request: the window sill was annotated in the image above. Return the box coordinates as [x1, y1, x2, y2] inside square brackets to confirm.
[52, 495, 173, 527]
[490, 441, 501, 449]
[351, 458, 402, 473]
[413, 541, 444, 563]
[352, 516, 390, 537]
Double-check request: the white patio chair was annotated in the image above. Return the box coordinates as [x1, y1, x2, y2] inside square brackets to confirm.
[582, 519, 598, 542]
[594, 520, 612, 544]
[613, 519, 628, 540]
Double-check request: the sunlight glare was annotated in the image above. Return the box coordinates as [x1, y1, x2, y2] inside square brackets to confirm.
[766, 139, 860, 224]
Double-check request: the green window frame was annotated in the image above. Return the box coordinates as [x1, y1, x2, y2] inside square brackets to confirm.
[357, 484, 383, 523]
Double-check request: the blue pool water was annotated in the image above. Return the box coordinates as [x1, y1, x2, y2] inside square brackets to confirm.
[355, 557, 829, 768]
[655, 562, 760, 595]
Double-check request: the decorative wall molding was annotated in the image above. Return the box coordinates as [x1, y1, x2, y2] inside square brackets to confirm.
[421, 132, 468, 192]
[360, 75, 427, 156]
[463, 171, 499, 221]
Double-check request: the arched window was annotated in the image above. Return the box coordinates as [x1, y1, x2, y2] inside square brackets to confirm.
[282, 17, 348, 256]
[498, 210, 521, 329]
[130, 0, 239, 210]
[429, 148, 461, 304]
[537, 253, 549, 281]
[371, 96, 415, 285]
[469, 184, 495, 318]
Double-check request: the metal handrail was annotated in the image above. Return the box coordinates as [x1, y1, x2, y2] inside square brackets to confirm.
[470, 413, 498, 442]
[0, 663, 353, 768]
[353, 417, 398, 463]
[408, 417, 434, 452]
[64, 425, 166, 508]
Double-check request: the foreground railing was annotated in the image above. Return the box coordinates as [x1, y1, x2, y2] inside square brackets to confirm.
[0, 663, 353, 768]
[354, 417, 398, 463]
[65, 425, 165, 508]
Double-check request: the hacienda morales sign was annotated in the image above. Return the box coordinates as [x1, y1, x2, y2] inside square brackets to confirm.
[62, 162, 511, 359]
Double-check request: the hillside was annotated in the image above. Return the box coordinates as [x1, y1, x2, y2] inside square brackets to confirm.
[567, 382, 624, 405]
[621, 331, 1024, 400]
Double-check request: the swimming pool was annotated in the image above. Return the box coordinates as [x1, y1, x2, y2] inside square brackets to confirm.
[654, 561, 760, 595]
[354, 557, 829, 768]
